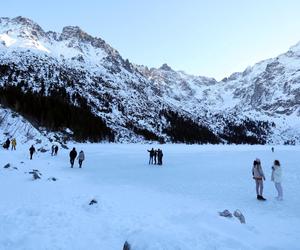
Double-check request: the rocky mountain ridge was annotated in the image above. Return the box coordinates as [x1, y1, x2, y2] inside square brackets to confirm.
[0, 16, 299, 144]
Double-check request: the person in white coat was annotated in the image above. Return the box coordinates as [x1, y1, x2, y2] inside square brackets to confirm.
[271, 160, 283, 200]
[78, 150, 85, 168]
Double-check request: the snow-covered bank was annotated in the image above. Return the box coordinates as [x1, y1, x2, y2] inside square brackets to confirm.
[0, 144, 299, 250]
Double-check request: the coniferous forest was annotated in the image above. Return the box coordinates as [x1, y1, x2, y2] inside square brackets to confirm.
[161, 110, 221, 144]
[220, 118, 270, 144]
[0, 85, 115, 142]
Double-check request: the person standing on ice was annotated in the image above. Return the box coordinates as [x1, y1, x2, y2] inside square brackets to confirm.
[54, 145, 59, 155]
[252, 159, 266, 200]
[157, 149, 163, 165]
[11, 138, 16, 150]
[271, 160, 283, 200]
[3, 138, 10, 150]
[29, 145, 36, 160]
[51, 145, 55, 156]
[69, 147, 77, 168]
[77, 150, 85, 168]
[153, 149, 158, 164]
[147, 148, 155, 164]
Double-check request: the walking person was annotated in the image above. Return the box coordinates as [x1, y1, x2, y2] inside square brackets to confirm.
[69, 147, 77, 168]
[11, 138, 16, 150]
[147, 148, 155, 165]
[29, 145, 36, 160]
[51, 145, 55, 156]
[78, 150, 85, 168]
[54, 145, 59, 155]
[252, 158, 266, 201]
[271, 160, 283, 200]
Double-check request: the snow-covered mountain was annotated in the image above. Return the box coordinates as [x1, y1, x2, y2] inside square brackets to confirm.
[0, 16, 299, 144]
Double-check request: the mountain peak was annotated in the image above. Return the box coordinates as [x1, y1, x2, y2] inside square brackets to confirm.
[159, 63, 173, 71]
[12, 16, 38, 26]
[60, 26, 93, 41]
[59, 25, 118, 56]
[0, 16, 46, 39]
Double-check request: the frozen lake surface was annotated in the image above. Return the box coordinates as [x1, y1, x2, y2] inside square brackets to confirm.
[0, 144, 299, 250]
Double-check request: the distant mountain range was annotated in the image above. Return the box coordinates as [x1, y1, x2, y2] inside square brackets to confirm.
[0, 16, 299, 144]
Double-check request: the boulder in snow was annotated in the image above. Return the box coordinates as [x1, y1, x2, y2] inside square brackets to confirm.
[218, 209, 233, 218]
[123, 241, 131, 250]
[89, 199, 98, 205]
[3, 163, 18, 170]
[28, 169, 42, 180]
[48, 177, 57, 181]
[3, 163, 10, 168]
[234, 209, 246, 224]
[38, 147, 47, 153]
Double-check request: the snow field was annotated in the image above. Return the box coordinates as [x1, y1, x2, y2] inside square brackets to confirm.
[0, 144, 299, 250]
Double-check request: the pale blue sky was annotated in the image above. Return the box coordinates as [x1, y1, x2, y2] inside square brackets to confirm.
[1, 0, 300, 80]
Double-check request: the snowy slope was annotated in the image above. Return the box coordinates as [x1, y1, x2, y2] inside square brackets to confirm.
[0, 144, 299, 249]
[0, 106, 51, 148]
[136, 52, 300, 143]
[0, 16, 300, 144]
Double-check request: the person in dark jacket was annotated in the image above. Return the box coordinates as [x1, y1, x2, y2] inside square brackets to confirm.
[147, 148, 155, 165]
[153, 150, 158, 164]
[3, 138, 10, 150]
[69, 148, 77, 168]
[51, 145, 55, 156]
[54, 145, 59, 155]
[157, 149, 163, 165]
[29, 145, 36, 160]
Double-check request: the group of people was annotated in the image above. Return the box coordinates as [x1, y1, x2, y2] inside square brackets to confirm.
[27, 145, 85, 167]
[2, 139, 85, 168]
[252, 158, 283, 201]
[69, 147, 85, 168]
[2, 138, 17, 150]
[2, 138, 35, 160]
[147, 148, 163, 165]
[1, 138, 285, 202]
[28, 145, 85, 167]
